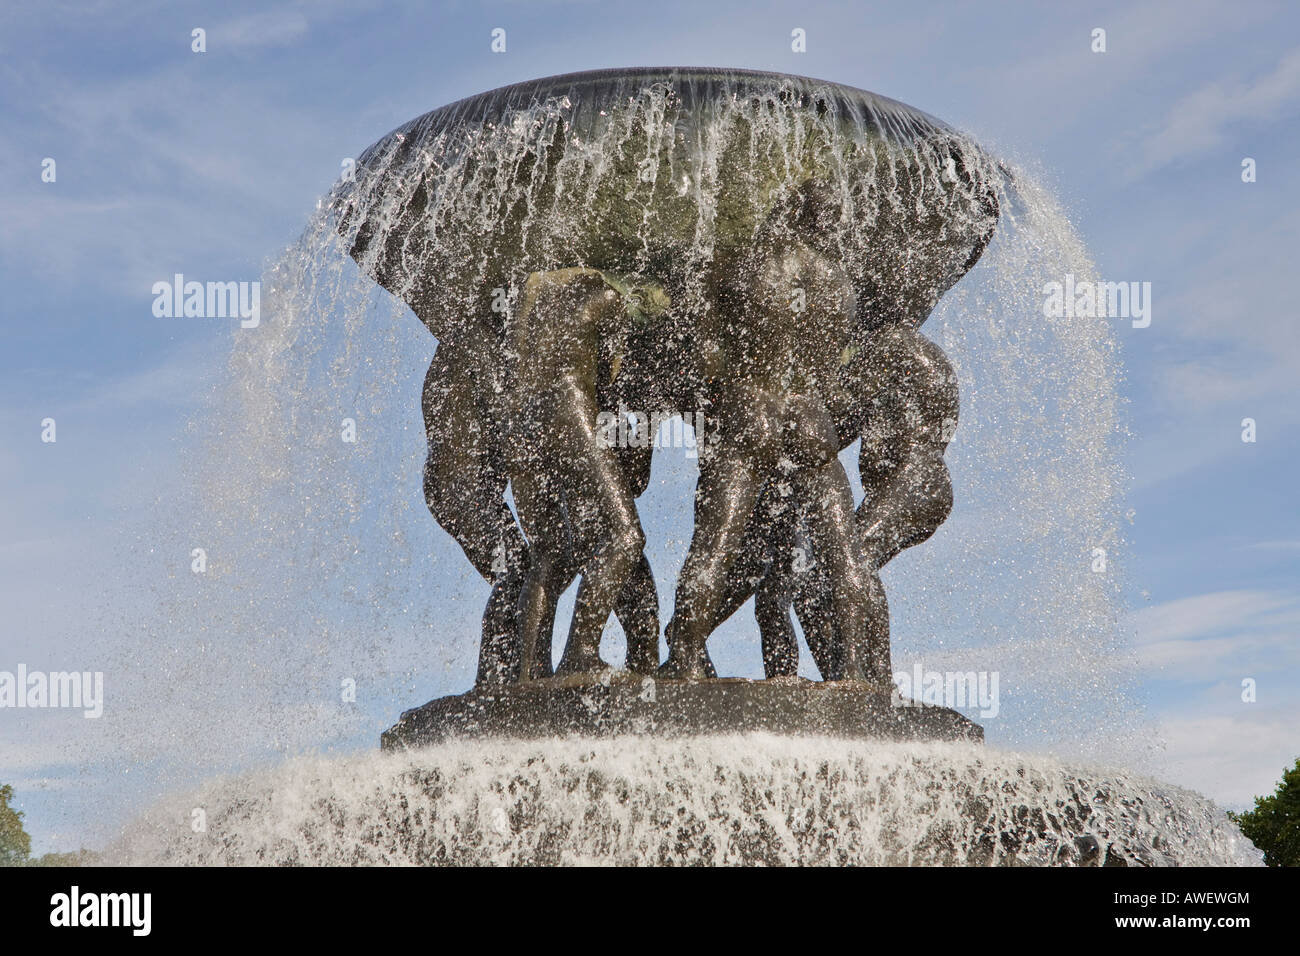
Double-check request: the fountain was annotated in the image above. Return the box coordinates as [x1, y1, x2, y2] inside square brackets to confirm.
[106, 69, 1260, 866]
[332, 67, 997, 746]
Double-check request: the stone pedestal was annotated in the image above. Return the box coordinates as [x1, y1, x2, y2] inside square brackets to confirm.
[381, 673, 982, 750]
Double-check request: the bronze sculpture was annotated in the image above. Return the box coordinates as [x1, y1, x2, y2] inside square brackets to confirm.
[333, 67, 999, 740]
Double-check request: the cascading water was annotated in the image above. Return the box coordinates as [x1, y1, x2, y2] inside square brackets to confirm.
[112, 738, 1259, 867]
[98, 69, 1256, 865]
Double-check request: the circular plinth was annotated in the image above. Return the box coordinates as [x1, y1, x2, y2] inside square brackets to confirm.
[380, 674, 982, 750]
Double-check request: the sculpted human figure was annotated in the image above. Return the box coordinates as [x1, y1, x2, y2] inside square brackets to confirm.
[421, 299, 661, 684]
[419, 319, 527, 686]
[658, 196, 871, 681]
[664, 173, 966, 683]
[503, 267, 671, 679]
[421, 204, 967, 687]
[754, 323, 960, 681]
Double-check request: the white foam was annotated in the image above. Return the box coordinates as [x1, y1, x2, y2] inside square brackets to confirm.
[109, 736, 1259, 866]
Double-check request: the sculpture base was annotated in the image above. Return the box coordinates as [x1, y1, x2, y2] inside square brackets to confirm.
[380, 673, 982, 750]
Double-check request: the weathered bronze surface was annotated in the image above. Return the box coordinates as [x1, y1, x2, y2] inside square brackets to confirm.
[381, 674, 983, 749]
[337, 68, 1000, 741]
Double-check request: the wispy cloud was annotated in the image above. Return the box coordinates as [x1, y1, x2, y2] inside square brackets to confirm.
[1244, 540, 1300, 551]
[1127, 589, 1300, 677]
[215, 10, 310, 50]
[1130, 589, 1290, 645]
[1123, 588, 1300, 805]
[1154, 709, 1299, 807]
[1137, 46, 1300, 175]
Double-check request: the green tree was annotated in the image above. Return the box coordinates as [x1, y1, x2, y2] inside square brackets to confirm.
[1230, 757, 1300, 867]
[0, 783, 32, 866]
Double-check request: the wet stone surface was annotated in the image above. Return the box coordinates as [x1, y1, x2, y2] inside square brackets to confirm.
[381, 673, 983, 749]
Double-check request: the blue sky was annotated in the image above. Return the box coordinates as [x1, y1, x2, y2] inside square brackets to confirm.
[2, 0, 1298, 853]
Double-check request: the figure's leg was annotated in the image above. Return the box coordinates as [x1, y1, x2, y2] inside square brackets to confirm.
[422, 348, 526, 580]
[657, 495, 777, 679]
[476, 568, 526, 685]
[752, 497, 802, 678]
[857, 448, 952, 684]
[660, 460, 764, 679]
[537, 538, 660, 675]
[756, 577, 798, 678]
[861, 568, 891, 684]
[798, 459, 871, 681]
[668, 482, 776, 632]
[421, 350, 528, 686]
[509, 467, 571, 681]
[515, 552, 568, 680]
[858, 448, 954, 569]
[551, 379, 648, 676]
[513, 466, 647, 683]
[516, 438, 660, 676]
[660, 399, 777, 679]
[616, 553, 660, 674]
[505, 267, 654, 679]
[614, 443, 660, 674]
[788, 560, 840, 679]
[852, 329, 959, 681]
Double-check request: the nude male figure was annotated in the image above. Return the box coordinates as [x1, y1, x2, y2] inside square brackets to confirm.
[677, 174, 964, 683]
[503, 268, 670, 679]
[421, 294, 660, 685]
[754, 324, 960, 682]
[658, 207, 871, 681]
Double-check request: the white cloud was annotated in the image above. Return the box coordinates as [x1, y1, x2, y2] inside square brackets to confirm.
[216, 10, 310, 50]
[1152, 709, 1299, 807]
[1244, 540, 1300, 551]
[1138, 46, 1300, 175]
[1130, 589, 1290, 645]
[1123, 589, 1300, 805]
[1127, 589, 1300, 677]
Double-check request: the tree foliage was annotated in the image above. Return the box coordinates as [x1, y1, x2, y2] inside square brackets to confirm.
[0, 783, 32, 866]
[1230, 757, 1300, 867]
